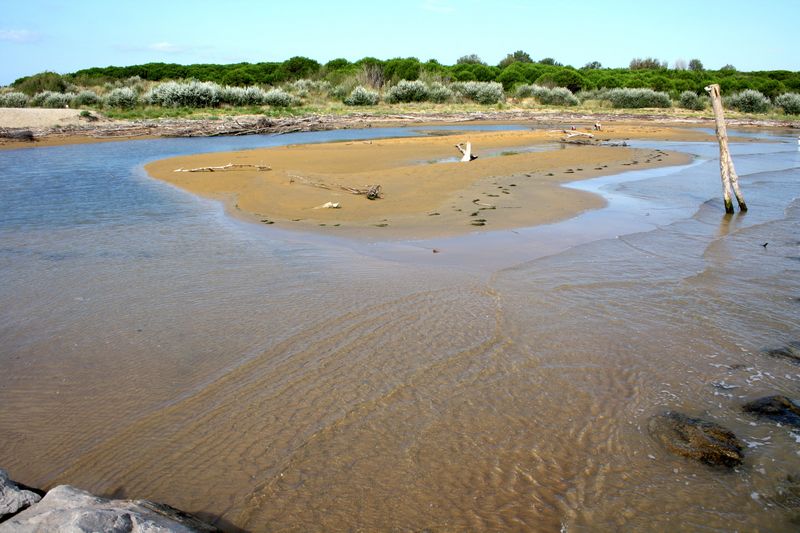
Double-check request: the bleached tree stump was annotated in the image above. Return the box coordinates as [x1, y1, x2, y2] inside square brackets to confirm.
[705, 84, 747, 213]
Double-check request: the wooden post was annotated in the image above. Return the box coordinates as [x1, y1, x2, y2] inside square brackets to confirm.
[705, 84, 747, 213]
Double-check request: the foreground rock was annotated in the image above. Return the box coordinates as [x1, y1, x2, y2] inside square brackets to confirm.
[0, 469, 41, 520]
[648, 411, 745, 467]
[743, 395, 800, 427]
[0, 485, 218, 532]
[763, 341, 800, 364]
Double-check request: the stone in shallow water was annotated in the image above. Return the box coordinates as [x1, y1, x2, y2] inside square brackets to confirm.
[648, 411, 744, 467]
[763, 341, 800, 364]
[0, 485, 218, 532]
[0, 469, 41, 520]
[742, 395, 800, 428]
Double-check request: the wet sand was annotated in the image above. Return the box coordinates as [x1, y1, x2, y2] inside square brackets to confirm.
[146, 126, 699, 238]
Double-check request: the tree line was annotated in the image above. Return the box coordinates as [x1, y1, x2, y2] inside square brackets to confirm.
[11, 53, 800, 99]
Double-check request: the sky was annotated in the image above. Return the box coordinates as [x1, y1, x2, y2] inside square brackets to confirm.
[1, 0, 798, 85]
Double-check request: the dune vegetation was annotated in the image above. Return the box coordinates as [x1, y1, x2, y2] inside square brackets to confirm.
[2, 53, 799, 120]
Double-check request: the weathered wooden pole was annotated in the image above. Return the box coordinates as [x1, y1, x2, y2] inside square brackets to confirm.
[705, 84, 747, 213]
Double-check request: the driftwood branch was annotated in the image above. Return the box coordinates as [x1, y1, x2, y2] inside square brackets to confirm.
[341, 184, 383, 199]
[705, 83, 747, 213]
[455, 142, 478, 161]
[174, 163, 271, 173]
[289, 174, 382, 199]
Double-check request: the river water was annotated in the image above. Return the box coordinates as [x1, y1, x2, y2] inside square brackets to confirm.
[1, 127, 799, 531]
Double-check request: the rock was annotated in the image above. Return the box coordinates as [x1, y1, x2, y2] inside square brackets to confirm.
[763, 341, 800, 364]
[0, 485, 219, 532]
[743, 395, 800, 427]
[0, 469, 41, 521]
[648, 411, 745, 467]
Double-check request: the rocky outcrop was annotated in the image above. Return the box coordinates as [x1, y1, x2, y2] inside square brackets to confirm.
[0, 484, 218, 533]
[0, 469, 41, 521]
[648, 411, 745, 467]
[743, 395, 800, 427]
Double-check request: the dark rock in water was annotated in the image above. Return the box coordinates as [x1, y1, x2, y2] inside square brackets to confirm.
[648, 411, 744, 467]
[0, 469, 41, 521]
[743, 395, 800, 427]
[763, 341, 800, 364]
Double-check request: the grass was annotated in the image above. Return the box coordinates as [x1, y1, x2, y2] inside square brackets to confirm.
[79, 98, 800, 123]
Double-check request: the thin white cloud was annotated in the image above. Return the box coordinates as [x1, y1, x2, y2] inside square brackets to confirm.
[0, 29, 42, 43]
[147, 42, 186, 53]
[421, 0, 455, 14]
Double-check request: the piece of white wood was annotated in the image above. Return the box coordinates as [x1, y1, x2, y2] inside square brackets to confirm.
[705, 84, 747, 213]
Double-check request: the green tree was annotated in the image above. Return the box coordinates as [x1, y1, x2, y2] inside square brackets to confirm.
[498, 50, 533, 68]
[456, 54, 486, 65]
[688, 59, 704, 72]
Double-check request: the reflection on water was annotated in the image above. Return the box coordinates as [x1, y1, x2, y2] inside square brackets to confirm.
[0, 128, 799, 531]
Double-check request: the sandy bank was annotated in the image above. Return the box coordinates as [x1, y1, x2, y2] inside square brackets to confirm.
[146, 125, 696, 239]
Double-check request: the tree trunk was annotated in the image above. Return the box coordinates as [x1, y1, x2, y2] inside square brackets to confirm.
[705, 84, 747, 213]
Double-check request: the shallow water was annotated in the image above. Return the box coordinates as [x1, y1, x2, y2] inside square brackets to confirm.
[1, 127, 799, 531]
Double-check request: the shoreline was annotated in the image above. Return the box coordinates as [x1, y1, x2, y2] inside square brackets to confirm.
[1, 108, 798, 151]
[145, 125, 699, 239]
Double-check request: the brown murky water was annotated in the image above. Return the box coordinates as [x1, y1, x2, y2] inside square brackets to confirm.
[1, 130, 799, 531]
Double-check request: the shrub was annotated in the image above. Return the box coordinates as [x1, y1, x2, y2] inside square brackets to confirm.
[31, 91, 75, 108]
[13, 71, 68, 95]
[725, 89, 770, 113]
[344, 86, 379, 106]
[678, 91, 706, 111]
[330, 84, 352, 100]
[451, 81, 505, 104]
[263, 88, 298, 107]
[73, 90, 100, 107]
[385, 80, 429, 103]
[606, 88, 672, 108]
[516, 85, 579, 106]
[427, 82, 454, 103]
[145, 81, 222, 108]
[219, 86, 268, 106]
[105, 87, 138, 109]
[0, 92, 29, 107]
[775, 92, 800, 115]
[290, 79, 330, 94]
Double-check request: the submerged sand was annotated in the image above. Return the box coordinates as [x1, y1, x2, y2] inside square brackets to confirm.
[146, 125, 702, 238]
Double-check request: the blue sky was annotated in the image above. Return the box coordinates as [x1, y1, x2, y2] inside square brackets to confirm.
[1, 0, 797, 85]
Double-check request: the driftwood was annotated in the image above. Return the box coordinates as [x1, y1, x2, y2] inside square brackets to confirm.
[342, 184, 383, 199]
[174, 163, 271, 173]
[455, 142, 478, 161]
[705, 84, 747, 213]
[289, 174, 382, 199]
[0, 128, 35, 141]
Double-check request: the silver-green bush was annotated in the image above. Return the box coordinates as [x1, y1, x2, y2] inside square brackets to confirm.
[344, 86, 379, 106]
[725, 89, 770, 113]
[678, 91, 706, 111]
[263, 88, 298, 107]
[73, 90, 100, 107]
[219, 86, 268, 106]
[145, 81, 221, 108]
[606, 88, 671, 108]
[0, 92, 29, 107]
[775, 93, 800, 115]
[515, 85, 578, 106]
[33, 91, 75, 108]
[105, 87, 138, 109]
[427, 82, 454, 103]
[451, 81, 505, 104]
[385, 80, 429, 103]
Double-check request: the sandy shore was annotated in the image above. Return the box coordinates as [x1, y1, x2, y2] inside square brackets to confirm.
[146, 125, 700, 238]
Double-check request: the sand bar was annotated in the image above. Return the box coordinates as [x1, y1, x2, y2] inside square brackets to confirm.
[146, 124, 701, 238]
